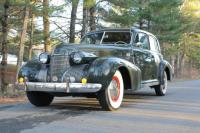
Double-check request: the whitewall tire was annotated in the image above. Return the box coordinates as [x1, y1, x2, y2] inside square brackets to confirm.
[98, 70, 124, 111]
[154, 72, 168, 96]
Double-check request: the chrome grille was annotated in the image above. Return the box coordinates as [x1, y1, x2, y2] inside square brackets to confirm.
[50, 54, 70, 82]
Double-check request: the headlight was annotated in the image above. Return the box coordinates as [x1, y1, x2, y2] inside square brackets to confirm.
[39, 52, 50, 64]
[71, 52, 83, 64]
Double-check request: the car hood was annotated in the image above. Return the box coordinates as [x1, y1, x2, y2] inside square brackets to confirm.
[53, 43, 132, 59]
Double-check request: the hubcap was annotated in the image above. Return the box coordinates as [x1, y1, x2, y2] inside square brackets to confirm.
[108, 76, 120, 102]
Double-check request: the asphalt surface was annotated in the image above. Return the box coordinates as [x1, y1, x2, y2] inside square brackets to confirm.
[0, 80, 200, 133]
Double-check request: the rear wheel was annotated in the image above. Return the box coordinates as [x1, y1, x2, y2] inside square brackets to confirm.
[98, 70, 124, 111]
[154, 72, 168, 96]
[26, 91, 54, 107]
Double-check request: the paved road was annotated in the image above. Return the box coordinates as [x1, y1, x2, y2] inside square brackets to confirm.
[0, 80, 200, 133]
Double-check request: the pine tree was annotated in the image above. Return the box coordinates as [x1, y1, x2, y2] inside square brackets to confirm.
[43, 0, 51, 52]
[17, 0, 30, 75]
[179, 0, 200, 73]
[82, 0, 96, 36]
[69, 0, 79, 43]
[98, 0, 135, 27]
[0, 0, 10, 94]
[89, 0, 96, 31]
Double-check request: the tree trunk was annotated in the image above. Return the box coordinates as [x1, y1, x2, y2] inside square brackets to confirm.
[181, 57, 185, 77]
[17, 5, 30, 76]
[189, 59, 192, 78]
[170, 55, 175, 71]
[179, 53, 185, 78]
[69, 0, 79, 43]
[147, 19, 150, 30]
[0, 0, 9, 94]
[28, 13, 35, 60]
[89, 4, 96, 31]
[81, 3, 88, 37]
[139, 18, 143, 29]
[138, 0, 143, 29]
[43, 0, 51, 53]
[176, 53, 180, 78]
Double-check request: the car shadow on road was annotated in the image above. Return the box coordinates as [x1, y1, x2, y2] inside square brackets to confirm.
[50, 98, 102, 112]
[125, 91, 156, 98]
[47, 91, 157, 112]
[0, 91, 161, 133]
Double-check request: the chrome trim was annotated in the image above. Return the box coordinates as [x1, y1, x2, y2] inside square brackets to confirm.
[16, 82, 102, 93]
[50, 54, 70, 81]
[100, 31, 105, 44]
[141, 79, 160, 87]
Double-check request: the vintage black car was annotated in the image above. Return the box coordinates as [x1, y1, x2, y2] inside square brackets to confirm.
[16, 27, 173, 111]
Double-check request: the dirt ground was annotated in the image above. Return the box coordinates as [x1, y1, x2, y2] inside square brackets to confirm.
[0, 96, 26, 104]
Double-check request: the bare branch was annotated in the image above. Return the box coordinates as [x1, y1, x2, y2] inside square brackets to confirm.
[50, 20, 69, 37]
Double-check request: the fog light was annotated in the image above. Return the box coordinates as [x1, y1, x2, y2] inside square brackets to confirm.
[18, 77, 24, 83]
[81, 78, 87, 85]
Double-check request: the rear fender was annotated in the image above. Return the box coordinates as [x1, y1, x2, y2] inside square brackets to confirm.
[159, 60, 174, 84]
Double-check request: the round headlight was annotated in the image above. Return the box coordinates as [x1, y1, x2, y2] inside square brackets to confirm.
[39, 52, 49, 64]
[72, 52, 83, 64]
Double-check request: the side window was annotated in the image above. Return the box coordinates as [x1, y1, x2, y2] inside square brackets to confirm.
[135, 33, 150, 49]
[156, 39, 161, 52]
[149, 35, 160, 52]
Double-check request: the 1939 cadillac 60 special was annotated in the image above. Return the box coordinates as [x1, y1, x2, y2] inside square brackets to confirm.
[16, 28, 173, 111]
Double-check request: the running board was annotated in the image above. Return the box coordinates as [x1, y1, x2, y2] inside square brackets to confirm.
[141, 79, 160, 87]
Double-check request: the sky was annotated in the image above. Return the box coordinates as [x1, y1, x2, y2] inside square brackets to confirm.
[7, 0, 111, 42]
[35, 0, 111, 41]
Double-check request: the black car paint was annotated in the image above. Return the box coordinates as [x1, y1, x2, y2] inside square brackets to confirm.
[18, 28, 173, 93]
[18, 61, 44, 82]
[53, 44, 142, 91]
[87, 57, 141, 90]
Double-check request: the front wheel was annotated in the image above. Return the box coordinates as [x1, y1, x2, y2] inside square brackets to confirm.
[154, 72, 168, 96]
[98, 70, 124, 111]
[26, 91, 54, 107]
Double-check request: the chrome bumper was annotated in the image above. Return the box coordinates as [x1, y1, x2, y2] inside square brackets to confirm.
[16, 82, 102, 93]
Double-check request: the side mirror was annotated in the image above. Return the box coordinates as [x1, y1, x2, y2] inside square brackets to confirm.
[135, 42, 143, 48]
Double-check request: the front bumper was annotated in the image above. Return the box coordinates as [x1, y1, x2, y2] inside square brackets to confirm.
[16, 82, 102, 93]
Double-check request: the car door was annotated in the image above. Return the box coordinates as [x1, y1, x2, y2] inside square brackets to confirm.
[148, 35, 163, 80]
[132, 32, 156, 81]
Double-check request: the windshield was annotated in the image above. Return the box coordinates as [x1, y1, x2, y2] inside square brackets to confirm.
[81, 32, 103, 44]
[102, 32, 131, 44]
[80, 31, 131, 45]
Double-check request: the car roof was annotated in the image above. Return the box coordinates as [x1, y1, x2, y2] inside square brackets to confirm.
[86, 27, 156, 38]
[87, 28, 131, 34]
[132, 28, 156, 37]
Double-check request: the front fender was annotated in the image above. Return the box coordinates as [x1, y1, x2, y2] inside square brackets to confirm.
[87, 57, 141, 90]
[18, 60, 43, 82]
[159, 60, 174, 84]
